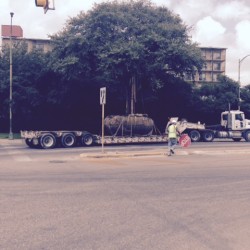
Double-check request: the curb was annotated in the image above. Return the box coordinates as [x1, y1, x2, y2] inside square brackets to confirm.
[80, 149, 250, 158]
[0, 139, 23, 146]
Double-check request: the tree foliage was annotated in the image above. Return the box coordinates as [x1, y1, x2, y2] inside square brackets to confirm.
[192, 75, 239, 124]
[1, 1, 249, 132]
[50, 0, 203, 114]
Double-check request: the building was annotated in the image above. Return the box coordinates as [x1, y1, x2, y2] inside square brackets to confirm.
[1, 36, 53, 53]
[1, 25, 53, 53]
[185, 47, 227, 84]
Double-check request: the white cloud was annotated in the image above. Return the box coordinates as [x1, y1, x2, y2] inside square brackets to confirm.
[236, 20, 250, 52]
[165, 0, 214, 26]
[193, 16, 226, 46]
[214, 1, 250, 21]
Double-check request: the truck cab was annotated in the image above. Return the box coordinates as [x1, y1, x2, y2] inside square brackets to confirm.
[221, 110, 250, 130]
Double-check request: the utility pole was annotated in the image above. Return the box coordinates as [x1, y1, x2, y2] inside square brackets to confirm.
[9, 12, 14, 140]
[238, 54, 250, 110]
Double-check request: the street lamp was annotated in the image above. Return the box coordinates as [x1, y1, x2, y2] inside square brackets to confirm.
[9, 12, 14, 140]
[238, 54, 250, 110]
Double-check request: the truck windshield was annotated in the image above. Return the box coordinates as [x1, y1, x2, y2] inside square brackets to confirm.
[235, 114, 243, 121]
[222, 114, 228, 121]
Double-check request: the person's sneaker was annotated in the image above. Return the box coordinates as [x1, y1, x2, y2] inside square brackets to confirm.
[170, 149, 175, 154]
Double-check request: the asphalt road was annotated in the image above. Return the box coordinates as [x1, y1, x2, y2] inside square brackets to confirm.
[1, 140, 250, 250]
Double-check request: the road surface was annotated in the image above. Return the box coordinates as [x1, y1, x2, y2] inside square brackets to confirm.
[1, 140, 250, 249]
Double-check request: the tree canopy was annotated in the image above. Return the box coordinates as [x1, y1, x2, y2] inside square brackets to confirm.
[0, 0, 248, 132]
[50, 0, 204, 114]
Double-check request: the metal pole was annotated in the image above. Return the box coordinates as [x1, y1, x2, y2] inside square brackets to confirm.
[101, 103, 105, 153]
[9, 12, 14, 140]
[238, 58, 241, 110]
[238, 54, 250, 111]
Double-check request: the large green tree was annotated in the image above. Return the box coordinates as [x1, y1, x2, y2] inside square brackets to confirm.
[0, 41, 60, 131]
[50, 0, 203, 114]
[192, 75, 239, 124]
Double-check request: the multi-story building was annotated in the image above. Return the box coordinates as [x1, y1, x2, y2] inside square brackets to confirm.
[1, 36, 53, 53]
[1, 24, 52, 53]
[185, 47, 227, 84]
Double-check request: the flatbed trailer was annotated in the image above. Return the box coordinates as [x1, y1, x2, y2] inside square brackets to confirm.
[21, 130, 168, 149]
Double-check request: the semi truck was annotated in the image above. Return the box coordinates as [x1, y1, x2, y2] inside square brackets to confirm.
[178, 110, 250, 142]
[20, 110, 250, 149]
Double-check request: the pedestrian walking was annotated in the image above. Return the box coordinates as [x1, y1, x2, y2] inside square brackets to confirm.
[166, 119, 180, 156]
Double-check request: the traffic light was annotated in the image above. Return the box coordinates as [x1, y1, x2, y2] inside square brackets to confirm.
[35, 0, 55, 13]
[35, 0, 48, 8]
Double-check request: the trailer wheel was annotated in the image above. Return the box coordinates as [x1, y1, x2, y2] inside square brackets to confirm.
[61, 133, 76, 148]
[202, 131, 214, 142]
[81, 133, 93, 146]
[25, 138, 36, 148]
[189, 130, 201, 142]
[232, 138, 241, 142]
[244, 131, 250, 142]
[40, 133, 56, 149]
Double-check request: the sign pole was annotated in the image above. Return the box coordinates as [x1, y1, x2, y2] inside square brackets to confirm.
[100, 87, 106, 153]
[101, 103, 105, 153]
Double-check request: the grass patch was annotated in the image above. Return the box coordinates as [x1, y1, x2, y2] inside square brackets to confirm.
[0, 133, 21, 139]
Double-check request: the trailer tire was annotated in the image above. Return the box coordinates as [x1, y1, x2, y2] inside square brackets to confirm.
[232, 138, 241, 142]
[81, 133, 93, 146]
[25, 138, 40, 148]
[61, 133, 76, 148]
[40, 133, 56, 149]
[244, 131, 250, 142]
[202, 131, 214, 142]
[189, 130, 201, 142]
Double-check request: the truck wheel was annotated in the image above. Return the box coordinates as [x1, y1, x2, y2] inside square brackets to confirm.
[25, 138, 33, 148]
[232, 138, 241, 142]
[25, 138, 39, 148]
[61, 133, 76, 148]
[40, 133, 56, 149]
[244, 131, 250, 142]
[189, 130, 201, 142]
[202, 131, 214, 142]
[81, 133, 93, 146]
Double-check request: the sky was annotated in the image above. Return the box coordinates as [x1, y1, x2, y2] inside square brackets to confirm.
[1, 0, 250, 86]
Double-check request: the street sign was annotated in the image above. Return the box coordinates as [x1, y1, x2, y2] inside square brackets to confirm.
[100, 87, 106, 153]
[179, 134, 191, 147]
[100, 87, 106, 105]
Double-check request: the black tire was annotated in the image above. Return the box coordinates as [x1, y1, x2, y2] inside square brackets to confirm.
[25, 138, 33, 147]
[81, 133, 93, 146]
[189, 130, 201, 142]
[61, 133, 76, 148]
[40, 133, 56, 149]
[232, 138, 241, 142]
[244, 131, 250, 142]
[202, 131, 214, 142]
[25, 138, 40, 148]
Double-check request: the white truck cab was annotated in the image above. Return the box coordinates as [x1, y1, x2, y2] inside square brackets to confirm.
[221, 110, 250, 130]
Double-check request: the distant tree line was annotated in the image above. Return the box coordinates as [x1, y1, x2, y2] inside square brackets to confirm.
[0, 0, 248, 133]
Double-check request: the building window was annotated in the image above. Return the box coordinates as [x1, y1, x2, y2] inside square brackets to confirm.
[213, 50, 221, 60]
[213, 73, 220, 82]
[202, 50, 206, 58]
[199, 73, 206, 81]
[34, 42, 44, 51]
[202, 63, 207, 70]
[213, 62, 221, 71]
